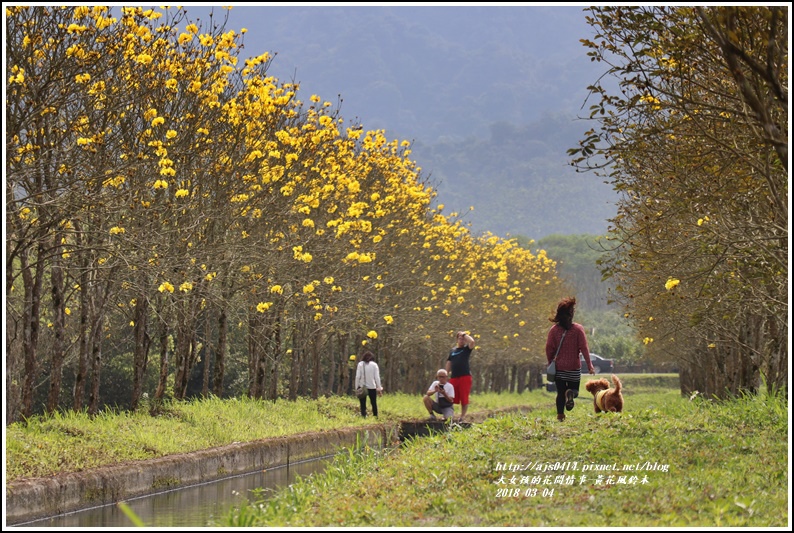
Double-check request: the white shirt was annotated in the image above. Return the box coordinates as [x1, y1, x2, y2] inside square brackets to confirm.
[427, 380, 455, 403]
[355, 361, 382, 390]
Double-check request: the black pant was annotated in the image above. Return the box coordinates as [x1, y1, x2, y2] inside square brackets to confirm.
[555, 378, 580, 415]
[359, 389, 378, 417]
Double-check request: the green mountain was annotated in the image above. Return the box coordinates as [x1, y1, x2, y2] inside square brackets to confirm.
[412, 113, 616, 239]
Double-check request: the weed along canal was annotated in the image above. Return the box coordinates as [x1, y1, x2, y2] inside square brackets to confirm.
[6, 425, 393, 528]
[7, 419, 465, 528]
[7, 412, 523, 527]
[16, 455, 335, 528]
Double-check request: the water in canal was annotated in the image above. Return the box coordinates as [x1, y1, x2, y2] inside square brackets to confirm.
[13, 455, 334, 528]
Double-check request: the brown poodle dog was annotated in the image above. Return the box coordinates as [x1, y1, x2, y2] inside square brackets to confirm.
[585, 374, 623, 413]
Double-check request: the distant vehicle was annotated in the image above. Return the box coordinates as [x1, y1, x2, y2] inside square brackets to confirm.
[581, 354, 614, 374]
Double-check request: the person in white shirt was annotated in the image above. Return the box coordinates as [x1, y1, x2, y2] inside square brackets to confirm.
[423, 369, 455, 420]
[355, 351, 383, 417]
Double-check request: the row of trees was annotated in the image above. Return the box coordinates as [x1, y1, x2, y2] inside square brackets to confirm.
[5, 6, 565, 423]
[571, 6, 788, 397]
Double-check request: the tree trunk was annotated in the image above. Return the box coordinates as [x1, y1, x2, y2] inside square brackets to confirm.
[154, 325, 169, 403]
[202, 311, 211, 398]
[46, 240, 66, 414]
[247, 311, 259, 398]
[325, 333, 337, 395]
[516, 364, 526, 393]
[310, 333, 321, 399]
[288, 326, 300, 401]
[762, 315, 787, 395]
[172, 319, 191, 400]
[130, 295, 150, 411]
[71, 222, 107, 412]
[20, 242, 45, 419]
[381, 343, 390, 393]
[212, 309, 227, 397]
[336, 334, 348, 396]
[185, 334, 198, 398]
[5, 324, 22, 424]
[87, 315, 103, 416]
[255, 350, 267, 399]
[73, 267, 90, 412]
[268, 312, 283, 401]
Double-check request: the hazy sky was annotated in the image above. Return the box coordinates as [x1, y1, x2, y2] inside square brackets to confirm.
[175, 3, 604, 145]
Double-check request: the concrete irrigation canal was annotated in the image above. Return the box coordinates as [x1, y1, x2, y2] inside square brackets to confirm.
[6, 407, 531, 527]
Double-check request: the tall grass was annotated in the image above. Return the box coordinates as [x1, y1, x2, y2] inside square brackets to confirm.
[218, 388, 788, 527]
[6, 375, 786, 526]
[5, 390, 548, 482]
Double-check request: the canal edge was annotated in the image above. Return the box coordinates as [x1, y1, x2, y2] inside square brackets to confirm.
[5, 406, 532, 525]
[5, 424, 390, 526]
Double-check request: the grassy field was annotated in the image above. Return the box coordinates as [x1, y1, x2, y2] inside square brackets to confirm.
[217, 380, 788, 527]
[5, 385, 552, 482]
[5, 375, 788, 527]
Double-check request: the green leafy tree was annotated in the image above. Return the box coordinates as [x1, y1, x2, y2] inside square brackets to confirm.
[570, 6, 787, 397]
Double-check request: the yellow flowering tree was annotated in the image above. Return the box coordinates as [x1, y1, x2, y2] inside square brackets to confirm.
[5, 5, 570, 421]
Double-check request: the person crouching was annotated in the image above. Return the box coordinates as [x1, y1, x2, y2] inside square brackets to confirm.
[423, 369, 455, 421]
